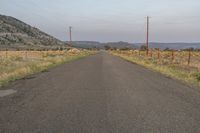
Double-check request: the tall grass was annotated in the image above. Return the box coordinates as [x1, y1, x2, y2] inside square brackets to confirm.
[0, 50, 95, 88]
[111, 50, 200, 87]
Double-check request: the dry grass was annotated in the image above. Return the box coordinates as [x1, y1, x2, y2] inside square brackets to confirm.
[0, 50, 95, 88]
[111, 50, 200, 87]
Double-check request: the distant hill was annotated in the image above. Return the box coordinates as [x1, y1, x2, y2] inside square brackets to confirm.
[102, 41, 138, 49]
[135, 42, 200, 50]
[69, 41, 138, 49]
[0, 14, 67, 50]
[70, 41, 200, 50]
[68, 41, 102, 48]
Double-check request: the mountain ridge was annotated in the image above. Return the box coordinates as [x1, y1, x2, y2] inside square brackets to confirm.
[69, 41, 200, 50]
[0, 14, 67, 50]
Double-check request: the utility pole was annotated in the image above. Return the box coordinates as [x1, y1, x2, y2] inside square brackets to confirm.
[146, 16, 149, 56]
[69, 26, 72, 46]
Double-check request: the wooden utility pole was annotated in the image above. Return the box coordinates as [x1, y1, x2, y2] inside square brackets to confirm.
[146, 16, 149, 56]
[69, 26, 72, 46]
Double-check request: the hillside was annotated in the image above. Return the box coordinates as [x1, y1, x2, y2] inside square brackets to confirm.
[69, 41, 138, 49]
[68, 41, 102, 48]
[102, 41, 138, 49]
[0, 14, 66, 50]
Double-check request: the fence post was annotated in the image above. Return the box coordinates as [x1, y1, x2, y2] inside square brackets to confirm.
[171, 50, 174, 62]
[5, 49, 8, 59]
[139, 50, 141, 56]
[146, 48, 149, 56]
[150, 49, 153, 58]
[25, 49, 28, 60]
[188, 50, 191, 65]
[157, 49, 160, 63]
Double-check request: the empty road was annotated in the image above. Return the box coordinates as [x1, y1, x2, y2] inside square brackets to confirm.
[1, 52, 200, 133]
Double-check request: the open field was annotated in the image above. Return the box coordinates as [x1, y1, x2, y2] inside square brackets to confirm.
[111, 50, 200, 87]
[0, 49, 95, 88]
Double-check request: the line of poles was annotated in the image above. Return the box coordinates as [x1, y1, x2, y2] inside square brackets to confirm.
[68, 16, 150, 53]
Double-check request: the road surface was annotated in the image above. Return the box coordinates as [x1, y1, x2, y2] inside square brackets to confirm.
[0, 52, 200, 133]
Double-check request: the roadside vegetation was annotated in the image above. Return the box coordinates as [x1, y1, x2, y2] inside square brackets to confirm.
[0, 49, 96, 88]
[111, 49, 200, 87]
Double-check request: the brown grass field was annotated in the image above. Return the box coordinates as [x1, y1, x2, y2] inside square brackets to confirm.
[0, 50, 95, 88]
[111, 50, 200, 87]
[120, 50, 200, 69]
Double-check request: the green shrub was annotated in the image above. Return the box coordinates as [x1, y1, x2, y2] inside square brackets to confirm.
[11, 56, 23, 61]
[193, 73, 200, 81]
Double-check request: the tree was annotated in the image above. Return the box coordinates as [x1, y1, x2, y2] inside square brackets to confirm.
[112, 47, 117, 50]
[182, 47, 194, 51]
[140, 45, 147, 51]
[104, 45, 111, 50]
[120, 47, 131, 51]
[164, 47, 170, 51]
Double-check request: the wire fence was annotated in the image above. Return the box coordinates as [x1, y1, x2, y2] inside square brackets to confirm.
[1, 50, 58, 57]
[0, 50, 80, 61]
[115, 49, 200, 71]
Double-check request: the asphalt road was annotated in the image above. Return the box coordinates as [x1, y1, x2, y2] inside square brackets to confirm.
[1, 52, 200, 133]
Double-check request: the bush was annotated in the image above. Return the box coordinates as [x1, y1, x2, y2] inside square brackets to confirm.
[104, 45, 111, 50]
[193, 73, 200, 81]
[11, 56, 23, 61]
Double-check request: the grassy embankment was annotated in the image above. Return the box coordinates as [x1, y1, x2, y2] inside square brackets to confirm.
[111, 50, 200, 87]
[0, 50, 95, 88]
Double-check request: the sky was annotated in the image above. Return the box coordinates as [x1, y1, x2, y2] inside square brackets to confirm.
[0, 0, 200, 43]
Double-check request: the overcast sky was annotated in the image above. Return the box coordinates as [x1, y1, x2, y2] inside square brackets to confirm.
[0, 0, 200, 42]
